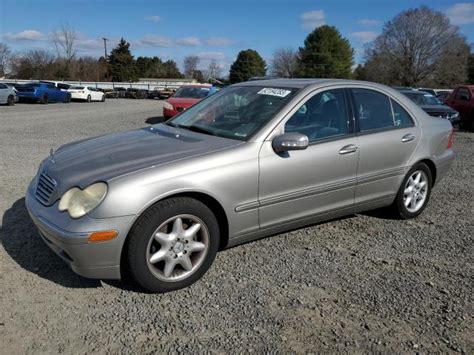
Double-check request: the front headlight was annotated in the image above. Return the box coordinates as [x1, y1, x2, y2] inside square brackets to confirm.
[163, 101, 174, 110]
[58, 182, 108, 218]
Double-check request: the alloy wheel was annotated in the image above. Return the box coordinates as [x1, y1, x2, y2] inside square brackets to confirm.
[403, 170, 428, 213]
[146, 214, 209, 282]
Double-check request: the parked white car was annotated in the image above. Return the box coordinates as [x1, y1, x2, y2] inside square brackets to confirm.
[68, 86, 105, 102]
[0, 82, 18, 105]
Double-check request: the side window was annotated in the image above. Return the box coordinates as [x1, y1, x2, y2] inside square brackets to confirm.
[352, 89, 394, 132]
[0, 83, 7, 89]
[391, 100, 414, 127]
[285, 89, 349, 142]
[455, 88, 470, 101]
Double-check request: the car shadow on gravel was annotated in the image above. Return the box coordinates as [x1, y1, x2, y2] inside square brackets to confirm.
[145, 116, 166, 125]
[0, 198, 102, 289]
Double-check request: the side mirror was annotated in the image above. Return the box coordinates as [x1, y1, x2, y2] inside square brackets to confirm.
[272, 132, 309, 153]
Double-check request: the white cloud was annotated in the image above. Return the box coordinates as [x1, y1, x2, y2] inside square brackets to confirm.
[205, 37, 235, 46]
[351, 31, 378, 43]
[139, 35, 175, 48]
[3, 30, 46, 41]
[446, 3, 474, 25]
[176, 37, 200, 46]
[300, 10, 325, 30]
[197, 52, 226, 61]
[145, 15, 162, 23]
[357, 19, 380, 26]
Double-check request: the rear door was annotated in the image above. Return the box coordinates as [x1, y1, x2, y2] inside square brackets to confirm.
[349, 88, 420, 205]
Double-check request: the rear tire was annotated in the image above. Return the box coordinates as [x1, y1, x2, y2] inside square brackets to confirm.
[7, 95, 14, 106]
[392, 162, 432, 219]
[40, 94, 49, 104]
[63, 94, 71, 103]
[125, 197, 220, 293]
[101, 95, 105, 102]
[87, 95, 91, 103]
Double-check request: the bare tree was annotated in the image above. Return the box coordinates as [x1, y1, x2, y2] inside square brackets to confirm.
[205, 60, 222, 81]
[0, 43, 12, 77]
[362, 6, 469, 86]
[271, 48, 297, 78]
[183, 55, 199, 79]
[52, 23, 77, 77]
[11, 49, 56, 79]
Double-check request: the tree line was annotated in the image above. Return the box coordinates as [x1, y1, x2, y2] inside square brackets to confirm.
[0, 6, 473, 86]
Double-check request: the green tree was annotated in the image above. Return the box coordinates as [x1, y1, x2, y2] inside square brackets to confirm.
[353, 64, 367, 81]
[297, 25, 353, 78]
[229, 49, 266, 83]
[108, 38, 138, 82]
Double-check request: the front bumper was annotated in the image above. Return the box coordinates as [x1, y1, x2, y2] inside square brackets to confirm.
[25, 182, 136, 279]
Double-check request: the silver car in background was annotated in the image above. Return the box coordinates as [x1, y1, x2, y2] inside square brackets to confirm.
[0, 82, 18, 105]
[26, 79, 455, 293]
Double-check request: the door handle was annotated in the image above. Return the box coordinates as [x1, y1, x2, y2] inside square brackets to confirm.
[401, 133, 415, 142]
[339, 144, 358, 155]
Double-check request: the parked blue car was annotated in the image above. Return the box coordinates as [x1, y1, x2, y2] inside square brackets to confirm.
[16, 82, 71, 104]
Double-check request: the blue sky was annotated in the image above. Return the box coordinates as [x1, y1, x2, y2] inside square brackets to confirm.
[1, 0, 473, 74]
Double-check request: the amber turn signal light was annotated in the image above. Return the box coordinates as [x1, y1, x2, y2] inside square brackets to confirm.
[88, 230, 118, 243]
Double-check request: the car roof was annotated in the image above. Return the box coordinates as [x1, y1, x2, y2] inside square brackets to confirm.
[235, 78, 392, 90]
[180, 84, 211, 88]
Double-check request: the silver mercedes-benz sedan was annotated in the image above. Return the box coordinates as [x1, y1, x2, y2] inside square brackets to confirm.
[26, 79, 455, 293]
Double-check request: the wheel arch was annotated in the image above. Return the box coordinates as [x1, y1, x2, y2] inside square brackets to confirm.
[120, 191, 230, 273]
[416, 158, 437, 186]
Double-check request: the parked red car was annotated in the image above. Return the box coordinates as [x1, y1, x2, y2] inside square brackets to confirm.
[163, 85, 212, 119]
[446, 85, 474, 131]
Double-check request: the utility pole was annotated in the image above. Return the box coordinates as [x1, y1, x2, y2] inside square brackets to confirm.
[102, 37, 109, 81]
[102, 37, 109, 59]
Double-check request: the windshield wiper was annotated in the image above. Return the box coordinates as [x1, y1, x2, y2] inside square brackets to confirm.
[176, 124, 217, 136]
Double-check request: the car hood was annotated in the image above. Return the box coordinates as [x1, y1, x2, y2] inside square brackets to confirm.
[167, 97, 201, 108]
[40, 124, 242, 196]
[420, 104, 457, 117]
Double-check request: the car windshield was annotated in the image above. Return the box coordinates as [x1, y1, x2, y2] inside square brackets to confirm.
[174, 87, 210, 99]
[406, 92, 442, 105]
[166, 86, 298, 141]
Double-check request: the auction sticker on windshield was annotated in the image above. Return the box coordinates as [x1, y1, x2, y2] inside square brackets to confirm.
[258, 88, 292, 97]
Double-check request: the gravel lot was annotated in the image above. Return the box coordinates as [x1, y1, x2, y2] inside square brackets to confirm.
[0, 99, 472, 353]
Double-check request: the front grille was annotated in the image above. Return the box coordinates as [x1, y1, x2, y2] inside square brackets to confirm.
[35, 172, 57, 205]
[427, 111, 448, 119]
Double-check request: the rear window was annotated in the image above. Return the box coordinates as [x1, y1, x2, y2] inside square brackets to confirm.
[174, 87, 210, 99]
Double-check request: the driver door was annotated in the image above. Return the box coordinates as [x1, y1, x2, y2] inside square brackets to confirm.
[258, 88, 359, 229]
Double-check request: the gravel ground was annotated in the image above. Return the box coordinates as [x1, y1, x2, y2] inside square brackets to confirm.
[0, 99, 472, 353]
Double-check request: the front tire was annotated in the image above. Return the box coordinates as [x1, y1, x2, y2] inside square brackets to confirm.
[101, 95, 105, 102]
[7, 95, 14, 106]
[87, 95, 91, 103]
[40, 94, 49, 104]
[392, 162, 432, 219]
[125, 197, 220, 293]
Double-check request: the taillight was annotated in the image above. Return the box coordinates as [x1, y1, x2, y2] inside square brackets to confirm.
[447, 131, 454, 149]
